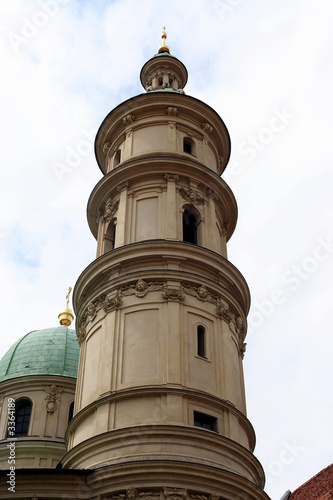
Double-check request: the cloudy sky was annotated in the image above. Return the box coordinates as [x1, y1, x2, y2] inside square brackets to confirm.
[1, 1, 332, 498]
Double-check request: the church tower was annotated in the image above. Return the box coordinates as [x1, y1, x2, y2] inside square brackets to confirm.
[62, 30, 270, 500]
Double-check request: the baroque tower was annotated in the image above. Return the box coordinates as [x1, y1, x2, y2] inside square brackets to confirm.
[62, 31, 270, 500]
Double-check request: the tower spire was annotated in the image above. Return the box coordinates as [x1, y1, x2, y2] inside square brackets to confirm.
[157, 26, 170, 54]
[58, 286, 74, 327]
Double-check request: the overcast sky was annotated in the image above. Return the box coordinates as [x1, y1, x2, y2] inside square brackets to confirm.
[1, 1, 332, 498]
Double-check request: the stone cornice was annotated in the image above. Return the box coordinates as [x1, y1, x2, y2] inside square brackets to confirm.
[95, 92, 230, 175]
[87, 156, 237, 241]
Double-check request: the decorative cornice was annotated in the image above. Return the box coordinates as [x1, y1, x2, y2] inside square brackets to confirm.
[78, 279, 245, 347]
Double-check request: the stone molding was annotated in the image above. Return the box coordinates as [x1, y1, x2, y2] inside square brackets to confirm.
[78, 279, 245, 348]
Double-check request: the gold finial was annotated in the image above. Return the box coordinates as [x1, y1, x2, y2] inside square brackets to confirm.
[158, 26, 170, 54]
[58, 286, 74, 327]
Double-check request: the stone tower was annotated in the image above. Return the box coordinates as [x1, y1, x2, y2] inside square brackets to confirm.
[62, 30, 270, 500]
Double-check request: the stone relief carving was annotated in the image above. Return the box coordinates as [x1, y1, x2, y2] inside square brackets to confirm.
[123, 114, 136, 125]
[98, 196, 119, 223]
[43, 385, 64, 413]
[78, 279, 245, 348]
[166, 107, 178, 116]
[102, 142, 111, 154]
[121, 279, 165, 298]
[77, 326, 87, 345]
[117, 181, 129, 193]
[162, 288, 185, 302]
[164, 173, 179, 182]
[181, 283, 216, 305]
[180, 187, 205, 206]
[201, 122, 213, 134]
[205, 187, 218, 201]
[218, 155, 225, 169]
[216, 301, 243, 337]
[102, 294, 122, 313]
[240, 342, 247, 358]
[164, 488, 187, 500]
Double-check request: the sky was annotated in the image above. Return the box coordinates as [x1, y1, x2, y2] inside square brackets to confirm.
[0, 1, 332, 498]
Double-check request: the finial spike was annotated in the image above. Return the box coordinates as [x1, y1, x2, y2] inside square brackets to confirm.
[158, 26, 170, 54]
[58, 286, 74, 327]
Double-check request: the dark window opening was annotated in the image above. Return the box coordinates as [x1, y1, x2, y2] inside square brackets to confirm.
[183, 137, 196, 156]
[158, 77, 163, 86]
[197, 325, 206, 358]
[183, 210, 197, 244]
[104, 220, 116, 252]
[194, 411, 218, 432]
[114, 149, 121, 167]
[68, 401, 74, 424]
[13, 399, 32, 437]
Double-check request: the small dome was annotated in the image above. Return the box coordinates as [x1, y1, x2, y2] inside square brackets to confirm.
[0, 327, 79, 381]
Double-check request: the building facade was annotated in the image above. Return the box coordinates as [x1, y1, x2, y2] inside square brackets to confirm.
[0, 33, 271, 499]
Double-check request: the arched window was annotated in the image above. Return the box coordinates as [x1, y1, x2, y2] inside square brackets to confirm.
[183, 209, 198, 244]
[197, 325, 206, 358]
[113, 149, 121, 168]
[13, 399, 32, 437]
[183, 137, 196, 156]
[104, 219, 116, 252]
[68, 401, 74, 424]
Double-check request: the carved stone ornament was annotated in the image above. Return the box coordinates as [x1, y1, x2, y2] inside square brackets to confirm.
[164, 173, 179, 182]
[102, 294, 122, 313]
[77, 326, 87, 345]
[162, 288, 185, 302]
[181, 283, 217, 305]
[240, 342, 247, 358]
[180, 187, 205, 206]
[102, 142, 111, 154]
[216, 302, 243, 337]
[164, 488, 187, 500]
[43, 385, 64, 414]
[117, 181, 129, 193]
[123, 114, 136, 125]
[205, 187, 218, 201]
[221, 223, 229, 237]
[110, 489, 138, 500]
[201, 122, 213, 134]
[218, 155, 224, 168]
[120, 279, 165, 298]
[166, 107, 178, 116]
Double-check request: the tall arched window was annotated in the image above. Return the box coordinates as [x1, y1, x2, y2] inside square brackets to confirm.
[68, 401, 74, 424]
[197, 325, 206, 358]
[13, 399, 32, 437]
[183, 137, 196, 156]
[113, 149, 121, 168]
[183, 209, 198, 244]
[104, 219, 116, 252]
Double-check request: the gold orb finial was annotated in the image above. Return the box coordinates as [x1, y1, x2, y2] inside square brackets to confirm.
[58, 286, 74, 327]
[158, 26, 170, 54]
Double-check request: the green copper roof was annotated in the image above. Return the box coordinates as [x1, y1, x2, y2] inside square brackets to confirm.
[0, 327, 79, 381]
